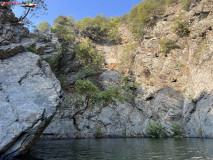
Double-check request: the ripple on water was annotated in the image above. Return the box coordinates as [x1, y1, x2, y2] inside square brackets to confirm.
[17, 138, 213, 160]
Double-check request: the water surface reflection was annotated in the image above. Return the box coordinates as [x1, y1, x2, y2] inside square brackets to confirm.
[18, 138, 213, 160]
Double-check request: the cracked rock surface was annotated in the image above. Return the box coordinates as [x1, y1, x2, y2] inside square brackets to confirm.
[0, 52, 63, 159]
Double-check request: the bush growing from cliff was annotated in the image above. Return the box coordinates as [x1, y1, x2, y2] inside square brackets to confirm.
[71, 79, 124, 131]
[171, 123, 182, 137]
[166, 0, 192, 11]
[107, 17, 121, 43]
[73, 79, 123, 108]
[75, 14, 121, 43]
[172, 16, 190, 37]
[74, 38, 105, 68]
[181, 0, 192, 11]
[127, 0, 194, 40]
[120, 74, 140, 100]
[47, 47, 63, 70]
[27, 46, 37, 53]
[75, 14, 108, 37]
[166, 0, 179, 5]
[198, 127, 203, 137]
[73, 67, 99, 83]
[95, 124, 102, 137]
[146, 122, 162, 138]
[51, 15, 75, 42]
[159, 38, 179, 56]
[128, 0, 165, 40]
[194, 40, 208, 64]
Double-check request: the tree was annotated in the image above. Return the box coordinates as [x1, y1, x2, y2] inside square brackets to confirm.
[9, 0, 47, 27]
[53, 15, 74, 26]
[71, 79, 124, 131]
[37, 21, 51, 33]
[75, 14, 121, 43]
[74, 38, 105, 68]
[51, 15, 75, 42]
[128, 0, 165, 39]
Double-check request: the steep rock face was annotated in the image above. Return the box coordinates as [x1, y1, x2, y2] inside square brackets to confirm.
[42, 0, 213, 138]
[0, 6, 63, 159]
[43, 70, 185, 138]
[0, 52, 63, 159]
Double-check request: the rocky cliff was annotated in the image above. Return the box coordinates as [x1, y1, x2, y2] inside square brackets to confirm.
[0, 6, 63, 159]
[42, 0, 213, 139]
[1, 2, 213, 159]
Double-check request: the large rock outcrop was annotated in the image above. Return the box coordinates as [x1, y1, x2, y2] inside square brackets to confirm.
[0, 6, 63, 159]
[0, 52, 63, 159]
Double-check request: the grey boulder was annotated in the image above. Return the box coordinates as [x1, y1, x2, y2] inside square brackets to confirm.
[0, 52, 63, 159]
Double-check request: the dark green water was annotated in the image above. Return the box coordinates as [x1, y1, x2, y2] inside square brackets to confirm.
[18, 138, 213, 160]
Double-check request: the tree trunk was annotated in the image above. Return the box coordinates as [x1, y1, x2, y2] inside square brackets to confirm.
[72, 98, 90, 131]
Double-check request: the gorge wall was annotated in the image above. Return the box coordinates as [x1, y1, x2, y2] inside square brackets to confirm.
[1, 3, 213, 159]
[42, 0, 213, 138]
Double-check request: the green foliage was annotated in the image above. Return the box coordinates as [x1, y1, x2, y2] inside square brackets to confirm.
[146, 122, 162, 138]
[75, 79, 99, 98]
[166, 0, 178, 5]
[98, 87, 124, 106]
[121, 130, 126, 137]
[37, 21, 51, 33]
[198, 127, 202, 137]
[52, 24, 75, 42]
[162, 131, 168, 138]
[73, 79, 124, 109]
[181, 0, 192, 11]
[127, 0, 193, 39]
[13, 0, 48, 27]
[52, 15, 75, 42]
[128, 0, 166, 40]
[166, 0, 192, 11]
[27, 46, 37, 53]
[120, 74, 140, 99]
[95, 124, 102, 137]
[171, 123, 182, 136]
[53, 15, 75, 26]
[75, 14, 121, 43]
[73, 67, 98, 82]
[76, 14, 108, 34]
[159, 38, 179, 56]
[178, 61, 185, 67]
[46, 47, 62, 70]
[107, 17, 122, 43]
[172, 16, 190, 37]
[74, 38, 104, 68]
[194, 40, 208, 64]
[57, 74, 66, 85]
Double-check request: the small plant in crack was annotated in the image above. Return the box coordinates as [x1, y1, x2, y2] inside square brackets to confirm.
[198, 126, 203, 137]
[94, 124, 102, 137]
[171, 123, 182, 138]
